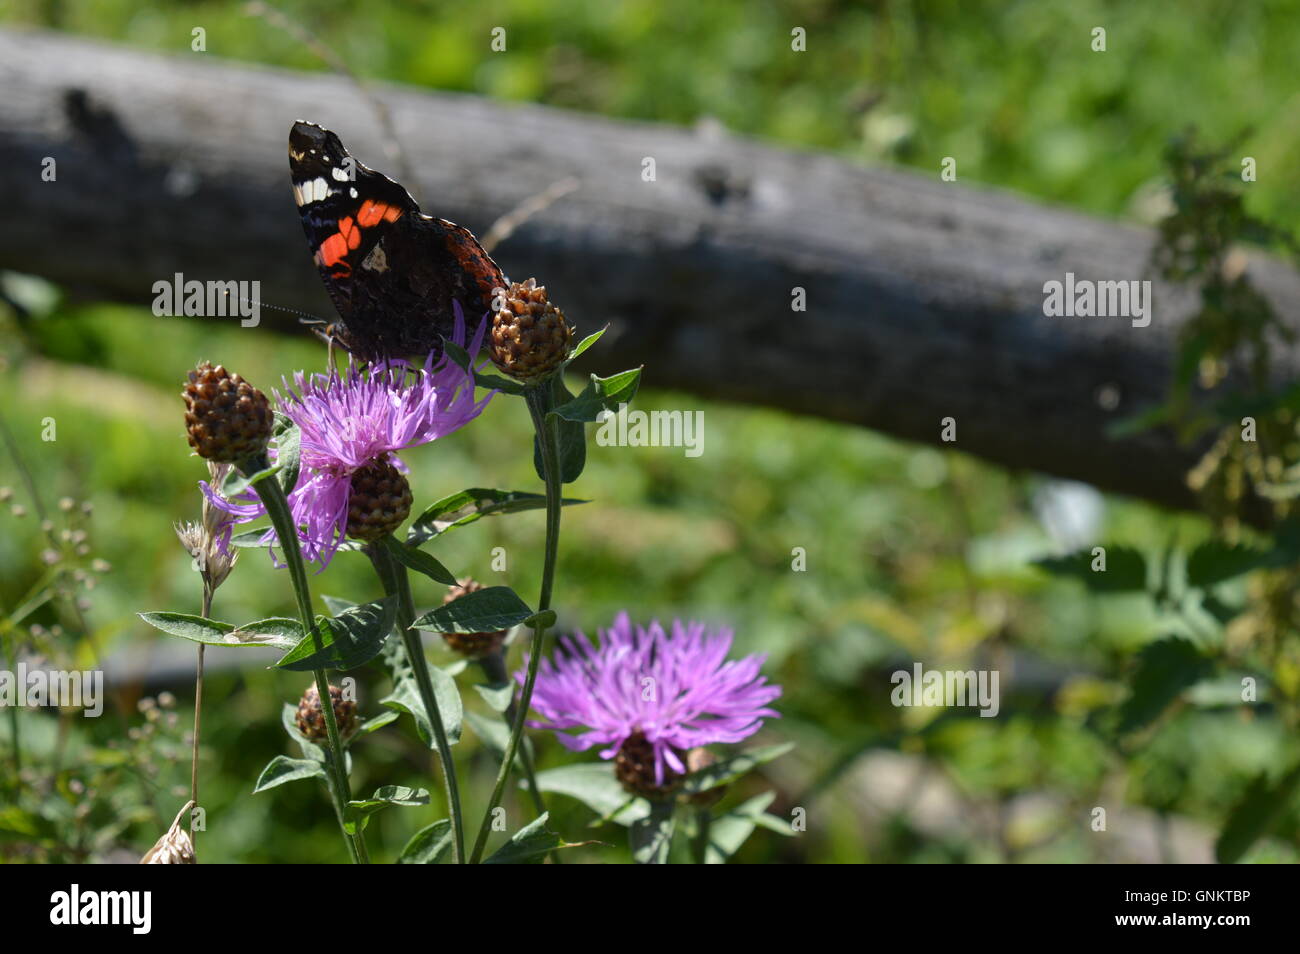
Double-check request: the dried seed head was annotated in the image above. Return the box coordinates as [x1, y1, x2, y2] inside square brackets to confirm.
[140, 803, 197, 864]
[345, 457, 413, 542]
[614, 731, 683, 801]
[295, 683, 358, 741]
[175, 464, 239, 593]
[488, 278, 574, 383]
[182, 361, 274, 463]
[440, 578, 508, 659]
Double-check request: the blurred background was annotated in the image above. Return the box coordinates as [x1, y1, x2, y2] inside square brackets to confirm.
[3, 0, 1300, 863]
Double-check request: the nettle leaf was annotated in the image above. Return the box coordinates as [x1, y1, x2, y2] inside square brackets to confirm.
[1033, 545, 1147, 593]
[630, 799, 675, 864]
[1185, 539, 1274, 588]
[253, 755, 325, 793]
[398, 819, 454, 864]
[1117, 636, 1215, 734]
[344, 786, 430, 834]
[483, 813, 592, 864]
[275, 597, 396, 672]
[474, 682, 515, 713]
[405, 487, 587, 547]
[534, 375, 587, 484]
[380, 636, 463, 747]
[381, 534, 457, 585]
[1216, 763, 1300, 864]
[549, 367, 642, 423]
[679, 742, 795, 795]
[530, 762, 648, 826]
[411, 585, 532, 634]
[138, 612, 301, 651]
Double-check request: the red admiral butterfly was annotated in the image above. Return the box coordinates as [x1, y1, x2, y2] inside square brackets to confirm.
[288, 121, 505, 361]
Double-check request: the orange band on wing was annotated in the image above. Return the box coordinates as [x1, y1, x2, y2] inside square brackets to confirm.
[357, 199, 403, 227]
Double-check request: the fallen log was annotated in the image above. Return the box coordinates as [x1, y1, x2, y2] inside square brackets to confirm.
[2, 27, 1299, 514]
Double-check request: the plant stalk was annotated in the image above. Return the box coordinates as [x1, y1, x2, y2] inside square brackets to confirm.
[468, 386, 564, 863]
[368, 541, 466, 863]
[249, 464, 368, 864]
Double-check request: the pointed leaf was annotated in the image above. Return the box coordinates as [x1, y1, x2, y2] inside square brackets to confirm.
[138, 612, 300, 651]
[275, 597, 396, 671]
[679, 742, 795, 795]
[411, 585, 532, 634]
[405, 487, 587, 548]
[398, 819, 454, 864]
[253, 755, 325, 793]
[1034, 545, 1147, 593]
[549, 368, 643, 423]
[530, 762, 649, 825]
[381, 534, 457, 585]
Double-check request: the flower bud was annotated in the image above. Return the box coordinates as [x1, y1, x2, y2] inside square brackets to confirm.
[345, 457, 412, 542]
[488, 278, 573, 383]
[295, 683, 357, 741]
[182, 362, 273, 463]
[614, 731, 683, 801]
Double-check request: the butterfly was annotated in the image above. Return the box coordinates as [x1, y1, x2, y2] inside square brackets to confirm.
[288, 121, 505, 361]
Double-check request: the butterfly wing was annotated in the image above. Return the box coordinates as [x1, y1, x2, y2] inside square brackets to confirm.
[288, 121, 505, 361]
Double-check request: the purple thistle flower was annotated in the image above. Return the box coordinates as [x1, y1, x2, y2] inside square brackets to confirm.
[521, 612, 782, 786]
[203, 311, 492, 569]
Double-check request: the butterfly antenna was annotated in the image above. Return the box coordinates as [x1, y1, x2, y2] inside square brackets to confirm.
[220, 288, 328, 326]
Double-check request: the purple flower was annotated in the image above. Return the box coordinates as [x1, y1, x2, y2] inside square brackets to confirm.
[522, 612, 782, 785]
[204, 311, 491, 568]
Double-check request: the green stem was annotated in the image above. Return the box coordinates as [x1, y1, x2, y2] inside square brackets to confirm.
[479, 652, 548, 819]
[692, 809, 712, 865]
[368, 541, 466, 864]
[249, 464, 368, 864]
[468, 386, 564, 863]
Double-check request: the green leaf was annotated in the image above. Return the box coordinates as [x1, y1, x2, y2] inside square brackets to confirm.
[398, 819, 454, 864]
[275, 598, 396, 672]
[380, 534, 457, 585]
[1117, 636, 1215, 734]
[550, 368, 642, 423]
[1185, 539, 1273, 588]
[474, 682, 515, 713]
[474, 369, 528, 395]
[482, 813, 591, 864]
[138, 612, 301, 651]
[534, 375, 587, 484]
[1216, 763, 1300, 864]
[411, 585, 532, 634]
[1033, 545, 1147, 593]
[355, 710, 400, 736]
[381, 637, 463, 747]
[530, 762, 648, 826]
[568, 326, 607, 363]
[344, 786, 430, 834]
[274, 419, 301, 494]
[630, 799, 675, 864]
[701, 791, 795, 864]
[405, 487, 588, 548]
[253, 755, 325, 793]
[679, 742, 795, 795]
[280, 702, 325, 760]
[221, 461, 278, 499]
